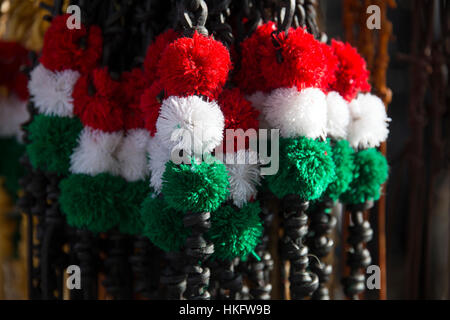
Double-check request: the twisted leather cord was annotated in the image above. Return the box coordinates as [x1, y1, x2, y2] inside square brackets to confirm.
[103, 231, 133, 299]
[307, 198, 336, 300]
[210, 258, 243, 300]
[282, 194, 319, 299]
[293, 0, 320, 39]
[130, 236, 161, 299]
[342, 201, 374, 300]
[160, 251, 187, 300]
[241, 192, 274, 300]
[183, 211, 214, 300]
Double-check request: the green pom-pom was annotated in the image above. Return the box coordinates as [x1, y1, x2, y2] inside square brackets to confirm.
[266, 137, 336, 200]
[141, 196, 189, 252]
[162, 156, 229, 213]
[118, 180, 152, 235]
[59, 173, 124, 233]
[26, 115, 83, 174]
[340, 148, 389, 204]
[208, 202, 263, 260]
[0, 137, 25, 197]
[325, 140, 355, 201]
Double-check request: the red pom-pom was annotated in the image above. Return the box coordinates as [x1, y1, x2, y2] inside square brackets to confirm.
[259, 27, 334, 91]
[40, 14, 102, 73]
[121, 68, 152, 130]
[73, 68, 123, 132]
[139, 81, 163, 136]
[0, 41, 29, 100]
[143, 29, 179, 82]
[218, 88, 260, 152]
[234, 22, 276, 94]
[157, 32, 231, 100]
[329, 40, 371, 101]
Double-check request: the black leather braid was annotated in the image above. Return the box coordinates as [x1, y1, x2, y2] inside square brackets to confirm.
[294, 0, 320, 39]
[209, 258, 243, 300]
[307, 198, 336, 300]
[102, 231, 133, 299]
[342, 201, 374, 300]
[183, 211, 214, 300]
[160, 251, 187, 300]
[129, 236, 162, 299]
[282, 194, 319, 299]
[71, 229, 99, 300]
[242, 192, 274, 300]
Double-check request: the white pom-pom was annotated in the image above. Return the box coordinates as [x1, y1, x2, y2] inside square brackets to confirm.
[117, 129, 151, 182]
[263, 87, 327, 138]
[70, 127, 123, 176]
[28, 64, 80, 117]
[147, 136, 171, 193]
[0, 94, 28, 141]
[326, 91, 350, 140]
[348, 93, 390, 149]
[155, 95, 224, 156]
[246, 91, 270, 129]
[226, 150, 261, 208]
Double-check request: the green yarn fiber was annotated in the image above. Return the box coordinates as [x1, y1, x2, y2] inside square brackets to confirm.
[59, 173, 124, 233]
[325, 140, 355, 201]
[162, 156, 230, 213]
[266, 137, 336, 200]
[140, 196, 189, 252]
[26, 115, 83, 175]
[208, 201, 263, 260]
[118, 180, 152, 235]
[0, 137, 25, 197]
[340, 148, 389, 204]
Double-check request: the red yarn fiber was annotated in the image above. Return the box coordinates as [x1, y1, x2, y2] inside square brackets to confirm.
[0, 41, 29, 100]
[234, 22, 276, 94]
[121, 68, 151, 130]
[143, 29, 179, 83]
[329, 40, 371, 101]
[73, 68, 123, 132]
[139, 81, 163, 136]
[259, 27, 335, 92]
[157, 32, 231, 100]
[40, 14, 103, 73]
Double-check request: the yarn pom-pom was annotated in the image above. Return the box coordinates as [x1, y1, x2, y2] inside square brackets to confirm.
[144, 29, 179, 82]
[157, 32, 231, 100]
[329, 40, 371, 101]
[260, 27, 335, 91]
[148, 136, 172, 193]
[27, 115, 83, 174]
[234, 22, 276, 94]
[266, 137, 335, 200]
[325, 140, 355, 201]
[59, 173, 124, 233]
[326, 91, 350, 140]
[219, 88, 260, 131]
[347, 93, 390, 149]
[139, 81, 163, 136]
[28, 64, 80, 117]
[117, 129, 150, 182]
[225, 150, 261, 208]
[118, 180, 152, 235]
[341, 148, 389, 204]
[263, 87, 327, 139]
[208, 202, 263, 260]
[73, 68, 124, 132]
[218, 88, 260, 152]
[156, 95, 224, 155]
[121, 68, 151, 130]
[40, 14, 102, 73]
[162, 156, 230, 213]
[69, 127, 123, 176]
[141, 196, 189, 252]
